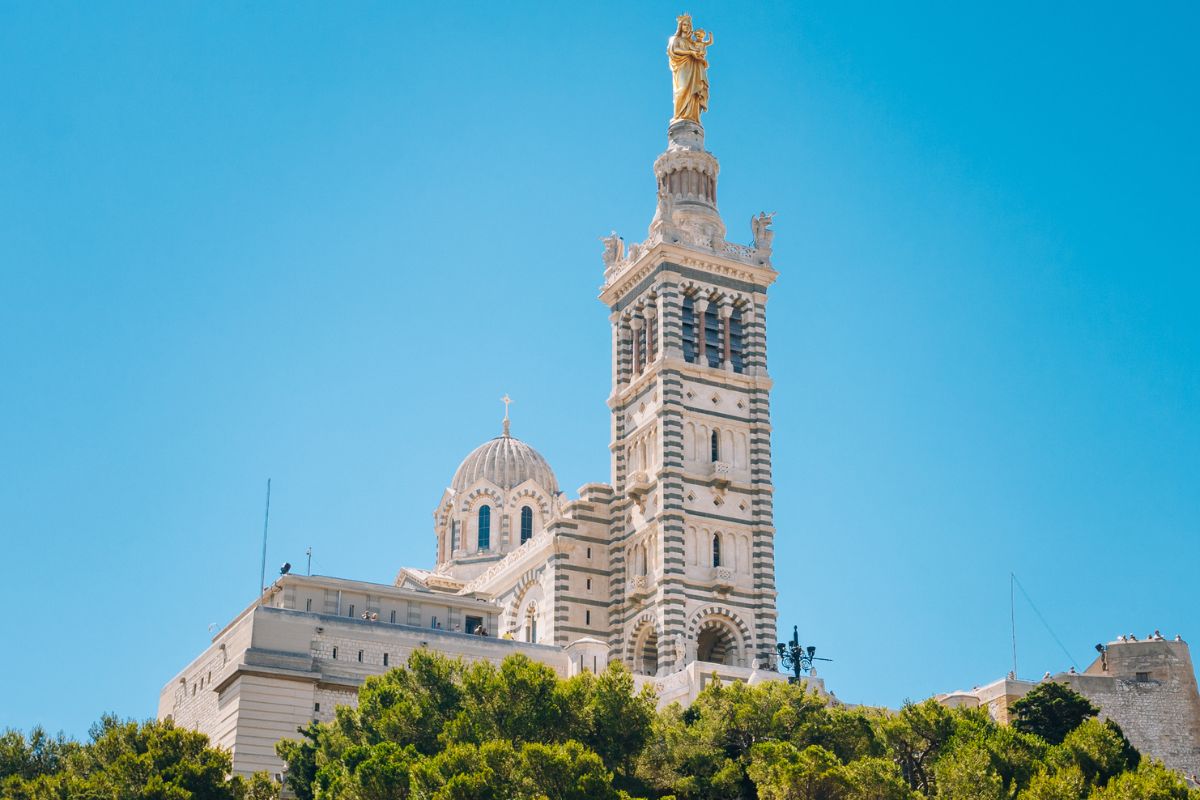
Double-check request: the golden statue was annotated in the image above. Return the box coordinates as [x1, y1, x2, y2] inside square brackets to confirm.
[668, 13, 713, 123]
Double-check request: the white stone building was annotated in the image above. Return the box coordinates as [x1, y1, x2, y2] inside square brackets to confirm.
[159, 75, 797, 778]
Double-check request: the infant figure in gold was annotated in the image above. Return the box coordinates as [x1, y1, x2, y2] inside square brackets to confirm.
[668, 14, 713, 124]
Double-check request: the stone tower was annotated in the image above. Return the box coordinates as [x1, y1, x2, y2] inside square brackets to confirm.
[599, 115, 780, 678]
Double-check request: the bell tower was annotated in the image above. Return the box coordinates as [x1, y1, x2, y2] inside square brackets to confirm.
[600, 21, 780, 679]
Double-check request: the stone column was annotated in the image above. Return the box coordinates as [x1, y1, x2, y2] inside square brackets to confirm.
[630, 316, 644, 375]
[644, 305, 658, 363]
[720, 304, 733, 370]
[658, 280, 684, 360]
[611, 313, 625, 389]
[694, 299, 708, 364]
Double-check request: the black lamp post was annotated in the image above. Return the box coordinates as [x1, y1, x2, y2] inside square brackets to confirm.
[776, 625, 831, 683]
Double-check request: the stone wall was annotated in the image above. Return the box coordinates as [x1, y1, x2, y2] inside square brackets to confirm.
[939, 638, 1200, 778]
[1062, 639, 1200, 777]
[160, 603, 569, 776]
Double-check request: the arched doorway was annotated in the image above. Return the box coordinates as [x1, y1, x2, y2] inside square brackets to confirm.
[695, 618, 741, 666]
[632, 622, 659, 676]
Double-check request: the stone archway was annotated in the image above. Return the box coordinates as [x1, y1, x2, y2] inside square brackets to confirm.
[629, 616, 660, 676]
[687, 606, 752, 668]
[695, 617, 740, 665]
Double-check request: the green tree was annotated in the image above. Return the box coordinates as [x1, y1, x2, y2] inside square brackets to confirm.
[345, 648, 466, 754]
[636, 702, 734, 799]
[635, 676, 829, 799]
[1010, 683, 1099, 746]
[409, 739, 627, 800]
[747, 742, 847, 800]
[1, 715, 277, 800]
[813, 707, 889, 765]
[837, 757, 915, 800]
[875, 699, 958, 795]
[1090, 761, 1200, 800]
[235, 771, 283, 800]
[275, 722, 320, 800]
[933, 741, 1005, 800]
[1048, 718, 1137, 788]
[441, 653, 572, 746]
[568, 661, 656, 778]
[1019, 765, 1088, 800]
[271, 649, 1183, 800]
[0, 728, 78, 784]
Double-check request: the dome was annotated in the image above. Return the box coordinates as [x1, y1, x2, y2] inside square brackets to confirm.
[450, 432, 558, 495]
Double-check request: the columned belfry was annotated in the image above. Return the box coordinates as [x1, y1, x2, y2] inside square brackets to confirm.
[600, 15, 780, 677]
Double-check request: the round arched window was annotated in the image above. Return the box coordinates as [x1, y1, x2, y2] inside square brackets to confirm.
[477, 505, 491, 550]
[520, 505, 533, 543]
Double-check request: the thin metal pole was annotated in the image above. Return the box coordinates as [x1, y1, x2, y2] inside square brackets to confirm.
[1010, 572, 1018, 677]
[259, 479, 271, 596]
[306, 546, 312, 576]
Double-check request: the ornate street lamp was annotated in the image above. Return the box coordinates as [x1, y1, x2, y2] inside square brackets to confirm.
[776, 625, 831, 683]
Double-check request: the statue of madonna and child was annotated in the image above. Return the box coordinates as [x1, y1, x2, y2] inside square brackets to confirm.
[667, 13, 713, 124]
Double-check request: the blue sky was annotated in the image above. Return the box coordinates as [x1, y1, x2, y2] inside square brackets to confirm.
[1, 2, 1197, 737]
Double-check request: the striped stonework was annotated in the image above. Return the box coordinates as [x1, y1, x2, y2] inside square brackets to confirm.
[603, 239, 779, 677]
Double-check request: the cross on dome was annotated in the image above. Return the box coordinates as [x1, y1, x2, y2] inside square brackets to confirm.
[501, 394, 512, 437]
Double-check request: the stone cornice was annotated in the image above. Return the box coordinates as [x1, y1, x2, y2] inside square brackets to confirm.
[599, 241, 778, 307]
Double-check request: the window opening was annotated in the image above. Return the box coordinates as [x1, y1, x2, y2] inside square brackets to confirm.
[705, 300, 722, 367]
[477, 505, 491, 550]
[712, 534, 721, 567]
[520, 506, 533, 543]
[729, 307, 745, 373]
[682, 295, 697, 363]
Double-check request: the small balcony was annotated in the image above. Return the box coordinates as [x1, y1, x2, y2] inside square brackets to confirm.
[628, 574, 652, 599]
[712, 566, 734, 590]
[709, 461, 731, 490]
[627, 470, 652, 510]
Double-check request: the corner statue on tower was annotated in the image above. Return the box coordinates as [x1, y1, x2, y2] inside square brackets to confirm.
[668, 13, 713, 124]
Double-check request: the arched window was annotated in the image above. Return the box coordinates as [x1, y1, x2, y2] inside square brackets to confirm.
[704, 301, 722, 368]
[520, 505, 533, 544]
[712, 533, 721, 567]
[635, 317, 647, 373]
[729, 307, 745, 373]
[477, 505, 491, 550]
[525, 604, 538, 643]
[681, 295, 697, 363]
[710, 429, 720, 462]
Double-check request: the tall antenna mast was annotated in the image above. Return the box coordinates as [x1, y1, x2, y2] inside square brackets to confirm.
[259, 479, 272, 597]
[1010, 571, 1018, 677]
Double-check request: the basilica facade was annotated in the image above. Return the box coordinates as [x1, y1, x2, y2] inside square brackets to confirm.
[159, 26, 796, 777]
